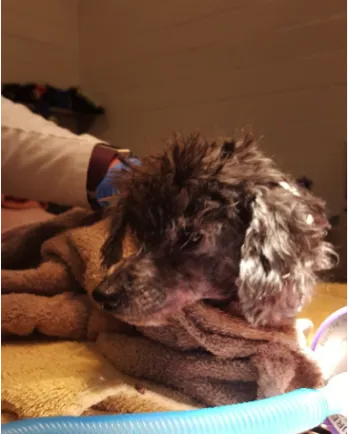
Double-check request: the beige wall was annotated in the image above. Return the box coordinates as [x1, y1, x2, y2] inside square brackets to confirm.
[1, 0, 346, 276]
[2, 0, 346, 214]
[80, 0, 346, 218]
[2, 0, 80, 87]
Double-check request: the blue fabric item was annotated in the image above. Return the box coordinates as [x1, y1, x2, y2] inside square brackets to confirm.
[95, 157, 140, 206]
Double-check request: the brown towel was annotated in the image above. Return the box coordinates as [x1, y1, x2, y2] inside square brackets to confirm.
[2, 208, 323, 410]
[2, 214, 121, 340]
[1, 292, 130, 340]
[97, 303, 323, 406]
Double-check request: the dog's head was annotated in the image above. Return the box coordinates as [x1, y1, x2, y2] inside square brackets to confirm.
[93, 134, 335, 327]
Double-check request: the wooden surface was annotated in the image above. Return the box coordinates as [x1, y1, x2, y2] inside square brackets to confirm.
[300, 282, 347, 342]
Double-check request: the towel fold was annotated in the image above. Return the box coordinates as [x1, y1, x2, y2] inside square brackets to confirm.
[1, 208, 323, 419]
[97, 302, 322, 406]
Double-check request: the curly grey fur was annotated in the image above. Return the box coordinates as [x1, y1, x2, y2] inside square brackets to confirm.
[95, 133, 336, 328]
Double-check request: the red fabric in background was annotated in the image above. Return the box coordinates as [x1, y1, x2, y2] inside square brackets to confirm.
[1, 194, 47, 210]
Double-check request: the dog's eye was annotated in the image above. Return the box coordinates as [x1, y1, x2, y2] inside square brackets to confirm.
[190, 233, 203, 246]
[179, 229, 203, 250]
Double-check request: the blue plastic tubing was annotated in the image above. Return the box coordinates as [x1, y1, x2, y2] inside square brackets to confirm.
[3, 376, 345, 434]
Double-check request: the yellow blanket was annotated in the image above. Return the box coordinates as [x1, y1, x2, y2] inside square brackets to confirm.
[1, 340, 197, 422]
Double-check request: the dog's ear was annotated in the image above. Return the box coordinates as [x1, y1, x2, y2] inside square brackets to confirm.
[236, 186, 328, 327]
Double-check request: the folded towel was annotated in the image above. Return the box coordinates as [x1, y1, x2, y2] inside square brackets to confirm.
[97, 303, 322, 406]
[1, 208, 323, 415]
[2, 211, 134, 340]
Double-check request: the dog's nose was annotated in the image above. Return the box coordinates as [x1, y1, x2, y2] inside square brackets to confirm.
[92, 285, 123, 311]
[92, 286, 110, 303]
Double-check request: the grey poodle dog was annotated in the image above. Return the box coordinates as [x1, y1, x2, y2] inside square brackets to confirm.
[94, 133, 336, 327]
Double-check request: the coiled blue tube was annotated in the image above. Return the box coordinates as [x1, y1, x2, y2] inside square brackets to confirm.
[3, 374, 346, 434]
